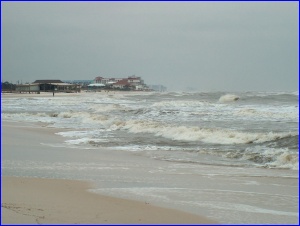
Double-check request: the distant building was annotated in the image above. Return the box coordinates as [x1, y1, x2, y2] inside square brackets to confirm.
[94, 77, 110, 85]
[87, 83, 106, 91]
[63, 80, 93, 86]
[15, 83, 40, 93]
[112, 79, 131, 89]
[93, 75, 148, 91]
[127, 76, 144, 86]
[16, 80, 79, 93]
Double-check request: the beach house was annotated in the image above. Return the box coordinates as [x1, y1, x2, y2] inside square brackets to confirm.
[93, 75, 147, 90]
[16, 80, 79, 93]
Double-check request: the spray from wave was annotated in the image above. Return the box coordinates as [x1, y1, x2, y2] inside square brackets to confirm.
[225, 146, 299, 170]
[219, 94, 240, 103]
[111, 119, 296, 145]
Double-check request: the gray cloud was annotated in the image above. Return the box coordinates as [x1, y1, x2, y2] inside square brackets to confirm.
[2, 2, 298, 91]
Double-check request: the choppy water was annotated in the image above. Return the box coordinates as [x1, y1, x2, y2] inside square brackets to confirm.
[1, 91, 299, 224]
[2, 91, 298, 170]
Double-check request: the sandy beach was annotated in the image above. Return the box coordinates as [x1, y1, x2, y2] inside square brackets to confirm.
[1, 176, 216, 224]
[2, 92, 298, 224]
[1, 119, 217, 224]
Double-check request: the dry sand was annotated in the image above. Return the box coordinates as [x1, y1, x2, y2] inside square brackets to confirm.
[1, 120, 217, 224]
[1, 177, 217, 224]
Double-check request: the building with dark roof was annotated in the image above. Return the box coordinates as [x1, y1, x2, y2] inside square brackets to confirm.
[33, 80, 64, 84]
[16, 80, 80, 93]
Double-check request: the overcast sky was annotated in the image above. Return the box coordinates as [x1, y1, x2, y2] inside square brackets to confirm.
[2, 2, 298, 91]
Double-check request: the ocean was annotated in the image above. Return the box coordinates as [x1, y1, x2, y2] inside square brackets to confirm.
[1, 91, 299, 224]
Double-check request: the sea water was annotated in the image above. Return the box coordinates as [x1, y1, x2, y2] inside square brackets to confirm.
[1, 91, 298, 224]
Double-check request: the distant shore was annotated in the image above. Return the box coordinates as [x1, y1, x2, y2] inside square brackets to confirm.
[1, 91, 82, 98]
[1, 90, 152, 98]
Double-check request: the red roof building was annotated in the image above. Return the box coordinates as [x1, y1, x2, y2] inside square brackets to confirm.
[112, 79, 131, 89]
[93, 75, 146, 90]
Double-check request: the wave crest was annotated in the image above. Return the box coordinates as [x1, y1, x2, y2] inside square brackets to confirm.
[111, 119, 297, 145]
[226, 146, 298, 170]
[219, 94, 240, 103]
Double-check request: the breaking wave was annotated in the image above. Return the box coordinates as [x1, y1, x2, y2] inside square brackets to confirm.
[110, 119, 296, 145]
[2, 111, 297, 146]
[152, 100, 210, 108]
[2, 91, 298, 171]
[219, 94, 240, 103]
[225, 146, 298, 170]
[234, 107, 298, 120]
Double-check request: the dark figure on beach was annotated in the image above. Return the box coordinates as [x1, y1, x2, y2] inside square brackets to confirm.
[53, 91, 54, 96]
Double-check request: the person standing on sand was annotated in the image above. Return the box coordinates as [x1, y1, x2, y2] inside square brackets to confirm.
[53, 91, 54, 96]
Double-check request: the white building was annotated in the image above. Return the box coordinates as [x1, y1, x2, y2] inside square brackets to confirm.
[112, 79, 131, 89]
[127, 76, 144, 86]
[94, 75, 146, 90]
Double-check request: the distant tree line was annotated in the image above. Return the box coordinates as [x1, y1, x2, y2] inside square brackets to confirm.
[2, 81, 16, 91]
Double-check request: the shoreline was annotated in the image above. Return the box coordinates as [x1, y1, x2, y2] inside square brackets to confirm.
[1, 176, 217, 224]
[1, 120, 217, 224]
[2, 91, 298, 224]
[1, 90, 153, 98]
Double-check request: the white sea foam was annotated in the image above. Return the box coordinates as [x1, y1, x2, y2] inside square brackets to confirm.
[152, 100, 210, 108]
[234, 107, 298, 120]
[266, 151, 299, 170]
[89, 104, 129, 113]
[113, 119, 296, 145]
[2, 91, 298, 172]
[56, 130, 104, 138]
[65, 137, 109, 145]
[2, 91, 298, 225]
[227, 146, 299, 170]
[2, 108, 297, 146]
[219, 94, 240, 103]
[45, 108, 298, 146]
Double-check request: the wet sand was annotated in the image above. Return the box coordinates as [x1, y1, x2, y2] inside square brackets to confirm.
[1, 121, 217, 224]
[1, 176, 216, 224]
[2, 93, 297, 224]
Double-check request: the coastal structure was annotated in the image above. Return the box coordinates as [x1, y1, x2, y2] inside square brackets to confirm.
[112, 79, 131, 90]
[63, 80, 93, 86]
[11, 76, 166, 93]
[16, 80, 79, 93]
[93, 75, 149, 91]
